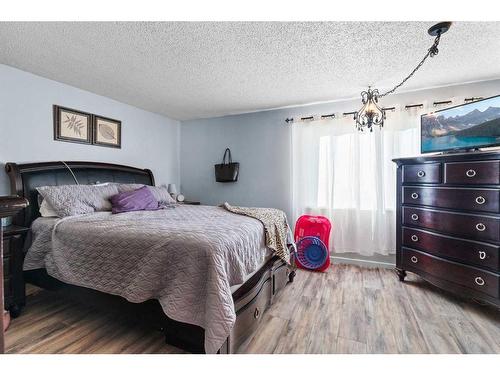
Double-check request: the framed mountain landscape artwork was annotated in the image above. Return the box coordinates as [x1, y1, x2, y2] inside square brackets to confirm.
[93, 115, 122, 148]
[53, 105, 92, 145]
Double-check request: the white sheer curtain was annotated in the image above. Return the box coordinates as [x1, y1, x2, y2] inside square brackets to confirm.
[291, 103, 430, 256]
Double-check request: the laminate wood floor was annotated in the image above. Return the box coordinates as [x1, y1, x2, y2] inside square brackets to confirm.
[5, 265, 500, 354]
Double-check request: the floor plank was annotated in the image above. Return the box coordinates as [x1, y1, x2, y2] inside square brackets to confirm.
[364, 287, 399, 353]
[334, 338, 368, 354]
[238, 315, 287, 354]
[5, 264, 500, 354]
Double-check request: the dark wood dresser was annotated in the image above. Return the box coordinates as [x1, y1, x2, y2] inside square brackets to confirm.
[3, 225, 29, 318]
[1, 196, 29, 354]
[393, 151, 500, 308]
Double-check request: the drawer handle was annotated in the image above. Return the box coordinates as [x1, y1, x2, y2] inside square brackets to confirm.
[411, 213, 419, 221]
[411, 235, 419, 242]
[254, 307, 260, 319]
[417, 171, 426, 178]
[411, 256, 418, 263]
[478, 251, 487, 260]
[474, 277, 485, 286]
[466, 169, 476, 178]
[476, 223, 486, 232]
[475, 196, 486, 205]
[411, 192, 419, 199]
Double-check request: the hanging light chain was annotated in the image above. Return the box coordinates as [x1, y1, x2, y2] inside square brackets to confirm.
[378, 33, 442, 98]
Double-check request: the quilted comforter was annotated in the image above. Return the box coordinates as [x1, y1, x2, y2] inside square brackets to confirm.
[24, 205, 271, 353]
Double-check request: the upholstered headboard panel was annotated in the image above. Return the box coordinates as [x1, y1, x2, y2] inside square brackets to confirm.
[5, 161, 155, 227]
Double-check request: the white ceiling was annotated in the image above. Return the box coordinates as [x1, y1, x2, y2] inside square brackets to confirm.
[1, 22, 499, 120]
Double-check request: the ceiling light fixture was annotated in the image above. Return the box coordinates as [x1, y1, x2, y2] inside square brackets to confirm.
[355, 22, 452, 132]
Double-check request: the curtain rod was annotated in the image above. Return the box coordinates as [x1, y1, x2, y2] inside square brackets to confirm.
[284, 96, 484, 124]
[405, 103, 424, 109]
[343, 111, 357, 117]
[464, 97, 483, 102]
[433, 100, 452, 106]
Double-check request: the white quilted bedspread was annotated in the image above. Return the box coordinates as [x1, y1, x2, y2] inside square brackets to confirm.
[25, 205, 270, 353]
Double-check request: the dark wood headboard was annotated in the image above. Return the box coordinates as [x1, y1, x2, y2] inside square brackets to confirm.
[5, 161, 155, 227]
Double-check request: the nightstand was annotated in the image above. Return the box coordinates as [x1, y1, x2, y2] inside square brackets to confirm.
[2, 225, 29, 318]
[1, 195, 29, 354]
[180, 200, 201, 205]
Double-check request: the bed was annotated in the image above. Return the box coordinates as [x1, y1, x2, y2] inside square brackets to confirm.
[5, 161, 295, 354]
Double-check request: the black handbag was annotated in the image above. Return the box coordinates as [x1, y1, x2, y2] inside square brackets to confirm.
[214, 148, 239, 182]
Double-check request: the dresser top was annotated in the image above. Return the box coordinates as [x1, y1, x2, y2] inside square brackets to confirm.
[392, 150, 500, 166]
[2, 225, 29, 236]
[0, 196, 29, 219]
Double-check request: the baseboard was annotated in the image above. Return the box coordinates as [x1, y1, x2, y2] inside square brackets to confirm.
[331, 255, 395, 269]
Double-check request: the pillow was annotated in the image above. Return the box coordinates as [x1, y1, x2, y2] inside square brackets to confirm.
[37, 184, 119, 217]
[147, 186, 176, 205]
[110, 186, 161, 214]
[115, 183, 176, 205]
[39, 199, 59, 217]
[116, 183, 145, 193]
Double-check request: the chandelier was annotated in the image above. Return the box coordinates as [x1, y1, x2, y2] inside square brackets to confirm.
[355, 22, 452, 132]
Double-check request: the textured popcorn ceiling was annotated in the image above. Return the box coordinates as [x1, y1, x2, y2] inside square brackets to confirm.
[1, 22, 499, 120]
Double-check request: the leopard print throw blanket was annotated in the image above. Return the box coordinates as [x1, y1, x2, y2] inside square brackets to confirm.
[223, 202, 292, 264]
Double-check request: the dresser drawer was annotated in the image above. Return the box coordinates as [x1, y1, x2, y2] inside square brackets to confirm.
[3, 278, 12, 299]
[403, 186, 500, 213]
[403, 163, 441, 184]
[3, 256, 10, 278]
[445, 161, 500, 185]
[3, 238, 11, 257]
[232, 277, 271, 351]
[402, 227, 500, 271]
[273, 263, 289, 295]
[402, 248, 499, 298]
[403, 207, 500, 242]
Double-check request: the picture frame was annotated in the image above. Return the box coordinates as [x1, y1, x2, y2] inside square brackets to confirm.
[53, 105, 93, 145]
[93, 115, 122, 148]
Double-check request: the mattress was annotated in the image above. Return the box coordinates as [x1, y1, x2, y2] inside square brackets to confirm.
[26, 216, 272, 293]
[25, 205, 273, 353]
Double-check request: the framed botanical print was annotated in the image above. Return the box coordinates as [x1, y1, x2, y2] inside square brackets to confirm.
[53, 105, 92, 144]
[93, 115, 122, 148]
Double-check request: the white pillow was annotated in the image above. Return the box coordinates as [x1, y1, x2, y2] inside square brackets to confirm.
[39, 199, 59, 217]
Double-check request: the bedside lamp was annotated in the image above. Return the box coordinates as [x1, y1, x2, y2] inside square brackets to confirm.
[167, 183, 178, 199]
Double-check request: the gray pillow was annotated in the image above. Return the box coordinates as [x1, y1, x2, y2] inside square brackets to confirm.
[147, 186, 176, 205]
[116, 183, 145, 193]
[115, 183, 176, 205]
[37, 184, 119, 217]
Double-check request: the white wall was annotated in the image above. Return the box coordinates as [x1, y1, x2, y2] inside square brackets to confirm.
[0, 64, 180, 195]
[180, 79, 500, 220]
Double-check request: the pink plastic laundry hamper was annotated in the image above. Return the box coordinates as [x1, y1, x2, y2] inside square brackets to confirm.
[293, 215, 331, 272]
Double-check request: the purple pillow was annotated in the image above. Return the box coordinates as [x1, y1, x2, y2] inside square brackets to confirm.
[110, 186, 160, 214]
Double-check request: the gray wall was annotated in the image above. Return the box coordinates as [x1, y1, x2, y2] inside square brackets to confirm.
[181, 109, 292, 214]
[180, 79, 500, 220]
[0, 64, 180, 195]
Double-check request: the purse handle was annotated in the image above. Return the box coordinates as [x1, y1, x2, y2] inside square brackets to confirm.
[222, 148, 232, 165]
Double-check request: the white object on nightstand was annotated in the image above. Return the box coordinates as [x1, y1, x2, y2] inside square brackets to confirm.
[167, 183, 178, 199]
[176, 194, 185, 202]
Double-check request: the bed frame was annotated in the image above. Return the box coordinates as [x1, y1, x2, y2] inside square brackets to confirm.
[5, 161, 295, 354]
